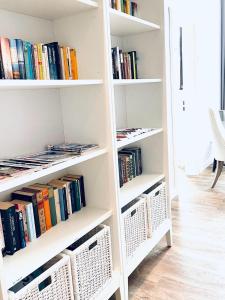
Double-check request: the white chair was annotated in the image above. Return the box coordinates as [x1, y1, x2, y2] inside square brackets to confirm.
[209, 108, 225, 188]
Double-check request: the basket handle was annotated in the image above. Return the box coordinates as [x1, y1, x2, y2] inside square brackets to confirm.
[131, 209, 136, 217]
[38, 276, 52, 292]
[154, 191, 160, 196]
[89, 240, 97, 251]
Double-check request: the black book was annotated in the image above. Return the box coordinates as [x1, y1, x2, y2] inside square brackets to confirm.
[12, 191, 41, 238]
[64, 175, 86, 208]
[46, 42, 61, 79]
[119, 150, 136, 178]
[0, 202, 20, 255]
[118, 157, 124, 187]
[62, 187, 69, 220]
[123, 147, 142, 175]
[16, 210, 26, 249]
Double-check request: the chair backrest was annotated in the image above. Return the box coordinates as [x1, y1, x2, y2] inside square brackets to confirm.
[209, 108, 225, 161]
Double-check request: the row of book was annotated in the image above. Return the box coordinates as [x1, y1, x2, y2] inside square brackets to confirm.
[117, 128, 156, 141]
[112, 47, 138, 80]
[110, 0, 138, 16]
[118, 147, 142, 187]
[0, 174, 85, 256]
[0, 143, 98, 182]
[0, 37, 78, 80]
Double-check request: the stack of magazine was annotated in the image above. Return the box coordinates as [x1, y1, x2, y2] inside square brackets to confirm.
[0, 143, 99, 182]
[117, 128, 155, 142]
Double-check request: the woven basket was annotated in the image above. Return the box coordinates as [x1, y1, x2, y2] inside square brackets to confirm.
[8, 254, 74, 300]
[143, 182, 168, 238]
[64, 225, 113, 300]
[122, 197, 147, 258]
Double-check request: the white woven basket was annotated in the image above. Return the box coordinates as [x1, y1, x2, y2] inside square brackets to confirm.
[122, 197, 147, 258]
[8, 254, 74, 300]
[143, 182, 169, 238]
[64, 225, 113, 300]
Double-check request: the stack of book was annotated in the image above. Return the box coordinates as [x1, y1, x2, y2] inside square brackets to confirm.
[0, 174, 85, 256]
[117, 128, 156, 141]
[0, 143, 99, 183]
[110, 0, 138, 16]
[118, 147, 142, 187]
[112, 47, 138, 79]
[0, 37, 78, 80]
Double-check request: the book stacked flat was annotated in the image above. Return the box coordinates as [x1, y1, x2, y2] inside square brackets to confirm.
[0, 143, 99, 183]
[110, 0, 138, 16]
[117, 128, 156, 141]
[112, 47, 138, 80]
[118, 147, 142, 187]
[0, 37, 78, 80]
[0, 174, 86, 256]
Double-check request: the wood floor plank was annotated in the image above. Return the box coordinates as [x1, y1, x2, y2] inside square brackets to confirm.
[129, 169, 225, 299]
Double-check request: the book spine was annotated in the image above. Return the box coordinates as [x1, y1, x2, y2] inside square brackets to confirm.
[23, 41, 34, 79]
[51, 43, 61, 79]
[41, 45, 47, 80]
[37, 44, 44, 80]
[0, 213, 5, 254]
[25, 203, 36, 242]
[70, 48, 78, 80]
[79, 176, 86, 207]
[58, 189, 66, 221]
[69, 182, 76, 213]
[43, 45, 50, 80]
[15, 39, 26, 79]
[9, 39, 20, 79]
[74, 180, 81, 212]
[65, 183, 72, 216]
[62, 187, 69, 220]
[0, 45, 5, 79]
[49, 46, 58, 79]
[66, 47, 72, 80]
[53, 189, 61, 224]
[33, 44, 40, 80]
[46, 45, 54, 80]
[15, 203, 29, 243]
[16, 210, 26, 249]
[0, 207, 20, 255]
[63, 47, 69, 79]
[42, 191, 52, 230]
[48, 187, 57, 226]
[0, 37, 13, 79]
[60, 47, 65, 79]
[36, 193, 46, 234]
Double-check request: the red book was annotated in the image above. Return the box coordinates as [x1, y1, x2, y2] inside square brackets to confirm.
[0, 37, 13, 79]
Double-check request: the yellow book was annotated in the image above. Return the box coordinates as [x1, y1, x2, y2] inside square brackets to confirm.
[70, 48, 78, 80]
[37, 44, 44, 80]
[63, 47, 69, 80]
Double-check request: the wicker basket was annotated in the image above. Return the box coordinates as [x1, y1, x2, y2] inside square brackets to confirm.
[8, 254, 74, 300]
[143, 182, 169, 238]
[64, 225, 113, 300]
[121, 197, 147, 258]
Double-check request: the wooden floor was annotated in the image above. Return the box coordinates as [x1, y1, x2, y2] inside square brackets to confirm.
[129, 169, 225, 300]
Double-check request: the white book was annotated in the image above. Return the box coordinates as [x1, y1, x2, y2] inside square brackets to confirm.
[60, 47, 65, 79]
[41, 45, 47, 80]
[53, 188, 61, 224]
[26, 202, 36, 242]
[0, 213, 5, 251]
[44, 45, 50, 80]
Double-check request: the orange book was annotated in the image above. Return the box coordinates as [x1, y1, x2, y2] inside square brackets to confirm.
[32, 184, 52, 230]
[70, 48, 78, 80]
[62, 47, 69, 80]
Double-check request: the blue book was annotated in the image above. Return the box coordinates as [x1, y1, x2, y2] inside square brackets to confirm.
[23, 41, 35, 79]
[58, 188, 65, 221]
[15, 39, 26, 79]
[9, 39, 20, 79]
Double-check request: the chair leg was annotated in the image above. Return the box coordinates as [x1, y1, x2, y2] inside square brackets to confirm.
[212, 159, 217, 172]
[212, 160, 224, 188]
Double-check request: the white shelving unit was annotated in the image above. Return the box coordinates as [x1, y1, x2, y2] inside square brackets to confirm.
[0, 0, 173, 299]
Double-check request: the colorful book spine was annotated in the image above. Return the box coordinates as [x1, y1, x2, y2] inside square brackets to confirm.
[53, 187, 61, 224]
[43, 45, 50, 80]
[40, 188, 52, 230]
[9, 39, 20, 79]
[47, 42, 61, 79]
[26, 203, 36, 242]
[16, 210, 26, 249]
[60, 47, 65, 79]
[0, 213, 5, 255]
[23, 41, 35, 79]
[33, 44, 40, 80]
[62, 47, 69, 79]
[70, 48, 78, 80]
[0, 37, 13, 79]
[37, 43, 44, 80]
[46, 45, 55, 80]
[66, 47, 72, 80]
[15, 39, 26, 79]
[0, 46, 5, 79]
[11, 201, 29, 243]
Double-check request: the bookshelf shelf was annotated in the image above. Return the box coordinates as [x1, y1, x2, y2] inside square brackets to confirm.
[113, 79, 162, 86]
[117, 128, 163, 149]
[0, 80, 103, 90]
[109, 8, 160, 36]
[2, 207, 112, 289]
[126, 219, 171, 276]
[0, 0, 98, 20]
[0, 148, 107, 193]
[120, 174, 165, 209]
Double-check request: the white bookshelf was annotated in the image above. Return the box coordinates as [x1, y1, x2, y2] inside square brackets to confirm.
[0, 0, 173, 299]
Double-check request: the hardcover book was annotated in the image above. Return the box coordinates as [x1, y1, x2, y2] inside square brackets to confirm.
[0, 213, 5, 255]
[9, 39, 20, 79]
[15, 39, 26, 79]
[0, 37, 13, 79]
[23, 41, 35, 79]
[16, 210, 26, 249]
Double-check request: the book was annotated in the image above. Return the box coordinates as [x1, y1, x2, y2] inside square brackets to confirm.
[43, 45, 50, 80]
[49, 179, 70, 216]
[37, 43, 44, 80]
[60, 47, 65, 79]
[23, 41, 35, 79]
[0, 37, 13, 79]
[0, 202, 20, 255]
[34, 184, 57, 227]
[48, 181, 68, 221]
[70, 48, 78, 80]
[16, 210, 26, 249]
[30, 185, 52, 230]
[52, 187, 61, 224]
[9, 39, 20, 79]
[11, 200, 29, 243]
[62, 47, 69, 80]
[23, 187, 46, 234]
[16, 39, 26, 79]
[0, 213, 5, 255]
[46, 42, 61, 79]
[11, 190, 41, 238]
[66, 47, 72, 80]
[64, 174, 86, 208]
[33, 44, 40, 80]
